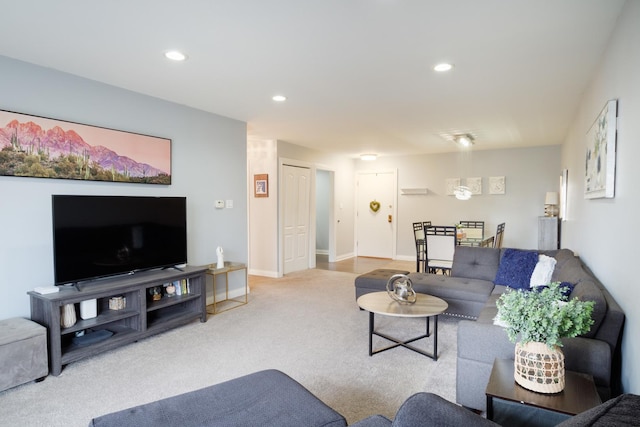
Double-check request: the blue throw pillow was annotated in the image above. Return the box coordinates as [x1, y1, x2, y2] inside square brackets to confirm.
[494, 249, 539, 289]
[534, 281, 575, 298]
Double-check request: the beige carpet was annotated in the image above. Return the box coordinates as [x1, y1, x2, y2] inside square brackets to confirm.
[0, 265, 459, 426]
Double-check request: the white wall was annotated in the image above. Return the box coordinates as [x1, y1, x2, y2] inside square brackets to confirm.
[561, 0, 640, 394]
[356, 145, 562, 259]
[0, 56, 247, 319]
[247, 138, 279, 276]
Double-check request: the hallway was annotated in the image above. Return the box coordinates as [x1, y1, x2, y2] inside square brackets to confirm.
[315, 255, 414, 275]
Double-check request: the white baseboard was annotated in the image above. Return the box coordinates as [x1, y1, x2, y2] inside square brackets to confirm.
[248, 268, 280, 278]
[395, 255, 416, 262]
[315, 249, 329, 255]
[335, 252, 355, 262]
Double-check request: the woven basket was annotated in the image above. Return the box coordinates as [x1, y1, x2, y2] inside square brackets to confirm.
[514, 341, 565, 393]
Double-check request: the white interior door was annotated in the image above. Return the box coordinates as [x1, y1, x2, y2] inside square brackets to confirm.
[283, 164, 311, 274]
[356, 170, 397, 258]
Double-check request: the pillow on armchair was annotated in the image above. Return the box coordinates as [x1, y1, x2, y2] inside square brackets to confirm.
[494, 249, 539, 290]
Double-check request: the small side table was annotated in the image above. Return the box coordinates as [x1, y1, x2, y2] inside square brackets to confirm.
[206, 262, 248, 314]
[486, 358, 601, 426]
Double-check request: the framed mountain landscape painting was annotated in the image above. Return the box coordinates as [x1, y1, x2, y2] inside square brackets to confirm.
[0, 109, 171, 184]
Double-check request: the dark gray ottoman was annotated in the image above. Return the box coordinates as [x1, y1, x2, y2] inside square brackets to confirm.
[89, 369, 347, 427]
[355, 269, 411, 300]
[0, 317, 48, 392]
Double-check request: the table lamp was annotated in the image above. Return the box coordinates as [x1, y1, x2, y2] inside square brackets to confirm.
[544, 192, 559, 217]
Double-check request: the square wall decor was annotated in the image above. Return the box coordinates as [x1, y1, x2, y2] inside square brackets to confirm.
[467, 177, 482, 195]
[489, 176, 506, 194]
[446, 178, 460, 195]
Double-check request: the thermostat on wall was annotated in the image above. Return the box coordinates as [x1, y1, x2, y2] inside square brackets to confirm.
[215, 200, 225, 209]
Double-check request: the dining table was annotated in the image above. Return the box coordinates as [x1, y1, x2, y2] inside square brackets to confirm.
[457, 234, 495, 247]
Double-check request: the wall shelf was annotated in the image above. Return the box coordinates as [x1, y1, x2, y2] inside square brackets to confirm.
[400, 188, 428, 195]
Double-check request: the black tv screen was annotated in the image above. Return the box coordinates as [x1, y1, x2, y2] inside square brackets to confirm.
[52, 195, 187, 285]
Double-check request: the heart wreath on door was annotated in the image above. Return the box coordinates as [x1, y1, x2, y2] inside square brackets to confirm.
[369, 200, 381, 212]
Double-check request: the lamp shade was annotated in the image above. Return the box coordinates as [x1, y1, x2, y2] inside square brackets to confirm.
[545, 192, 559, 205]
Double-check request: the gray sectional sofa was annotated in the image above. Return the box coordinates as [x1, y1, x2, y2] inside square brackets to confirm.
[90, 368, 640, 426]
[354, 246, 625, 412]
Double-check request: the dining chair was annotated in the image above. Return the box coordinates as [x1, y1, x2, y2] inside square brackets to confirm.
[494, 223, 505, 248]
[413, 222, 427, 272]
[425, 225, 457, 275]
[458, 220, 484, 240]
[480, 236, 495, 247]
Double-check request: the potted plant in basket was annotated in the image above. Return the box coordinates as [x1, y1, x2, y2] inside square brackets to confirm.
[496, 281, 594, 393]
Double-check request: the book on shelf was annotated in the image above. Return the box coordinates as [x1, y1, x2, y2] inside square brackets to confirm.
[173, 280, 182, 296]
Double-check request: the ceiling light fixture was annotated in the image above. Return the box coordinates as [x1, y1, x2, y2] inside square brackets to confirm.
[272, 95, 287, 102]
[454, 186, 472, 201]
[453, 134, 475, 148]
[434, 63, 453, 72]
[164, 50, 187, 61]
[360, 154, 377, 161]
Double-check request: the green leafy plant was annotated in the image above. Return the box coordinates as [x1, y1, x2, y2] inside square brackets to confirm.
[496, 282, 595, 348]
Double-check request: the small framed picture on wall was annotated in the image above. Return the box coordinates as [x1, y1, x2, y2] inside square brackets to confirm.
[254, 174, 269, 197]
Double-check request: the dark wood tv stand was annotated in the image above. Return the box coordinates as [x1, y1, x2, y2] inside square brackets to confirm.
[28, 266, 207, 376]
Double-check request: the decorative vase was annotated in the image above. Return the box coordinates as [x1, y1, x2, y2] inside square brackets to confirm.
[60, 303, 77, 328]
[514, 341, 565, 393]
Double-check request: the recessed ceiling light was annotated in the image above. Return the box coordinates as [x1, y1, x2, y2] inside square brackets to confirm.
[434, 63, 453, 72]
[272, 95, 287, 102]
[164, 50, 187, 61]
[360, 154, 377, 161]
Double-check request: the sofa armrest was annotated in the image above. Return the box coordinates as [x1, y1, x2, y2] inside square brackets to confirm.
[349, 415, 392, 427]
[392, 393, 499, 427]
[457, 320, 514, 363]
[562, 337, 611, 388]
[557, 394, 640, 426]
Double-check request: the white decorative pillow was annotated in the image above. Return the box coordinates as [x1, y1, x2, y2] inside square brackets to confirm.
[529, 254, 557, 288]
[493, 313, 509, 328]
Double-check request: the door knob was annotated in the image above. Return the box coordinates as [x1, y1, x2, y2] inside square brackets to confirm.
[388, 215, 392, 223]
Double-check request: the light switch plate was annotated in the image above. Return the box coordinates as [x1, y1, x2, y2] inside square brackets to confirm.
[226, 200, 233, 208]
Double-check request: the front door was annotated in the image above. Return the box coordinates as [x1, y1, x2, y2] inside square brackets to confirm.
[356, 170, 397, 258]
[283, 164, 311, 274]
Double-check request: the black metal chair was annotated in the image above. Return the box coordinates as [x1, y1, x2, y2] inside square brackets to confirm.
[458, 220, 485, 240]
[494, 223, 505, 248]
[425, 225, 457, 275]
[480, 236, 495, 247]
[413, 222, 427, 272]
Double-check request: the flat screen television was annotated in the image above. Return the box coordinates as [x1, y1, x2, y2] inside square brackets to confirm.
[52, 195, 187, 286]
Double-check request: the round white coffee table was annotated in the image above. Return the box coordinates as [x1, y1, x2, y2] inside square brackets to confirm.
[357, 291, 448, 360]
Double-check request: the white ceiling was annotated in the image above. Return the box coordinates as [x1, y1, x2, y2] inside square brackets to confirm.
[0, 0, 625, 158]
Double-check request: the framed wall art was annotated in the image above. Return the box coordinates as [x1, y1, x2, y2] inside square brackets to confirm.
[585, 99, 617, 199]
[254, 173, 269, 197]
[0, 109, 171, 184]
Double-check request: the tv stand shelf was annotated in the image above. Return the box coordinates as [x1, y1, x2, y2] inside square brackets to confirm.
[29, 266, 207, 376]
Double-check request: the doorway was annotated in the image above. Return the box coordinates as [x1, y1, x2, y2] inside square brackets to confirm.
[315, 169, 335, 262]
